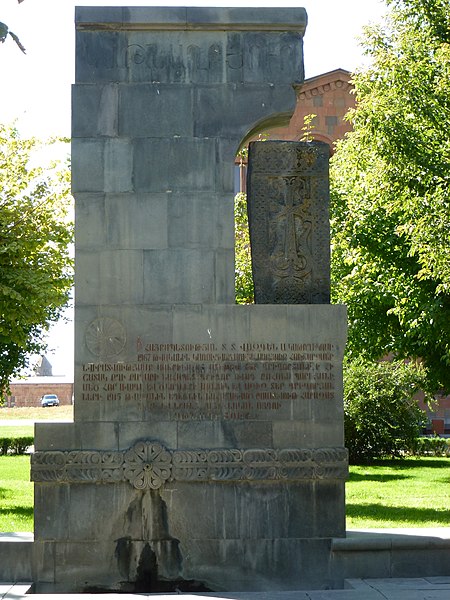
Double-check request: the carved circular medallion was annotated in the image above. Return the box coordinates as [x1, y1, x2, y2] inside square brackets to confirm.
[85, 318, 126, 357]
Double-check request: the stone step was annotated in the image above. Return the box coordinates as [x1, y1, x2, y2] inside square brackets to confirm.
[0, 533, 33, 582]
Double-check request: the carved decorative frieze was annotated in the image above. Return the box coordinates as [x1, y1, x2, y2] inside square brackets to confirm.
[31, 441, 348, 488]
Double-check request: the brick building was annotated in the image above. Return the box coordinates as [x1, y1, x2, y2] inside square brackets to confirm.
[267, 67, 354, 147]
[5, 377, 73, 408]
[237, 68, 354, 191]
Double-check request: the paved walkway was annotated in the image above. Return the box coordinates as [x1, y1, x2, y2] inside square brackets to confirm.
[2, 578, 450, 599]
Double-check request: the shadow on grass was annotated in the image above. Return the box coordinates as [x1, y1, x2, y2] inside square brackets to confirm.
[346, 503, 450, 525]
[0, 505, 33, 519]
[352, 458, 450, 470]
[348, 472, 410, 483]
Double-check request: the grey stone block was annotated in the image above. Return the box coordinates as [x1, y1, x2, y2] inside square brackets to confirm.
[132, 138, 169, 192]
[75, 6, 124, 25]
[34, 484, 70, 539]
[181, 537, 333, 591]
[167, 192, 234, 250]
[76, 7, 307, 33]
[169, 137, 217, 191]
[32, 540, 56, 584]
[72, 84, 118, 137]
[75, 249, 144, 306]
[34, 422, 77, 451]
[241, 31, 304, 84]
[104, 138, 133, 193]
[74, 193, 106, 249]
[75, 30, 129, 84]
[391, 547, 450, 578]
[185, 7, 307, 31]
[143, 249, 216, 304]
[214, 248, 237, 303]
[312, 397, 344, 421]
[123, 7, 187, 26]
[105, 193, 168, 250]
[71, 138, 104, 193]
[66, 483, 134, 540]
[77, 421, 119, 450]
[272, 421, 312, 448]
[54, 540, 120, 586]
[194, 84, 297, 138]
[176, 420, 273, 449]
[134, 137, 216, 193]
[215, 137, 237, 194]
[118, 420, 177, 450]
[0, 539, 32, 581]
[119, 84, 193, 137]
[332, 548, 392, 581]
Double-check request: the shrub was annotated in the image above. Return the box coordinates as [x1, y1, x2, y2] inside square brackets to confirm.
[0, 436, 34, 455]
[344, 359, 430, 463]
[411, 437, 450, 457]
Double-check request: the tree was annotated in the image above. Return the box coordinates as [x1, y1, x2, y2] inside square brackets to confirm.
[234, 191, 254, 304]
[0, 0, 26, 53]
[0, 123, 73, 400]
[330, 0, 450, 390]
[344, 358, 430, 463]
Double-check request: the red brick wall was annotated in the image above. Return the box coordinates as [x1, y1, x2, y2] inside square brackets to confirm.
[269, 69, 355, 148]
[5, 383, 73, 407]
[418, 394, 450, 434]
[237, 69, 355, 192]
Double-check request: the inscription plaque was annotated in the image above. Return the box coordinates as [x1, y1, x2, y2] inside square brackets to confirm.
[247, 141, 330, 304]
[80, 340, 338, 421]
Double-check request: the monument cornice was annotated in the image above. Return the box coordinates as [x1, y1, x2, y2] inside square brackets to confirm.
[75, 7, 307, 33]
[31, 440, 348, 489]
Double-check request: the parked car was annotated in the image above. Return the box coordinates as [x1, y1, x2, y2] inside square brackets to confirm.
[41, 394, 59, 407]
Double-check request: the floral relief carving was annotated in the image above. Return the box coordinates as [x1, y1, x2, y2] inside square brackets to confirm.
[31, 442, 348, 488]
[123, 442, 172, 490]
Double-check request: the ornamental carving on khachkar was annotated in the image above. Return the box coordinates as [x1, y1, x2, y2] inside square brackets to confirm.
[246, 141, 330, 304]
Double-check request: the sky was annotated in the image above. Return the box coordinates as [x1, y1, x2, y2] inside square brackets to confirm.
[1, 0, 387, 378]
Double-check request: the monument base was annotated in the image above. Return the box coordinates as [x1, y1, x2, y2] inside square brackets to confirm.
[32, 304, 347, 592]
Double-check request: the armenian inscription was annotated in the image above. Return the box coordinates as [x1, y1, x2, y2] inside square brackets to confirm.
[123, 33, 302, 84]
[81, 340, 338, 420]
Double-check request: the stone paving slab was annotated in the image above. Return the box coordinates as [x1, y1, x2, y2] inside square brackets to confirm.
[3, 579, 450, 600]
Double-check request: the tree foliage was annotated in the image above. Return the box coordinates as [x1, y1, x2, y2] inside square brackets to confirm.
[235, 192, 254, 304]
[0, 0, 26, 54]
[330, 0, 450, 390]
[344, 359, 430, 463]
[0, 124, 73, 399]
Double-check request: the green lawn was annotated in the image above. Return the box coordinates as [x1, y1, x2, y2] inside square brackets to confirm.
[346, 457, 450, 529]
[0, 455, 33, 532]
[0, 426, 34, 438]
[0, 455, 449, 533]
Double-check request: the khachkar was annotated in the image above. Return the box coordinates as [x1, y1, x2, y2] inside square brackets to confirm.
[31, 7, 348, 594]
[247, 141, 330, 304]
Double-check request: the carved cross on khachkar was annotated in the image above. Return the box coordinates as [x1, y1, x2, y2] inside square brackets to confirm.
[246, 141, 330, 304]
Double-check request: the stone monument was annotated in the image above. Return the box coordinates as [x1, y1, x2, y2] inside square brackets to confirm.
[31, 7, 348, 593]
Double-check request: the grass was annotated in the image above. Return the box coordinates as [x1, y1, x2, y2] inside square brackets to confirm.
[0, 452, 448, 533]
[346, 457, 450, 529]
[0, 405, 73, 421]
[0, 426, 34, 437]
[0, 455, 33, 532]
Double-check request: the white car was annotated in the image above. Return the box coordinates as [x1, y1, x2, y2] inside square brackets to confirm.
[41, 394, 59, 407]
